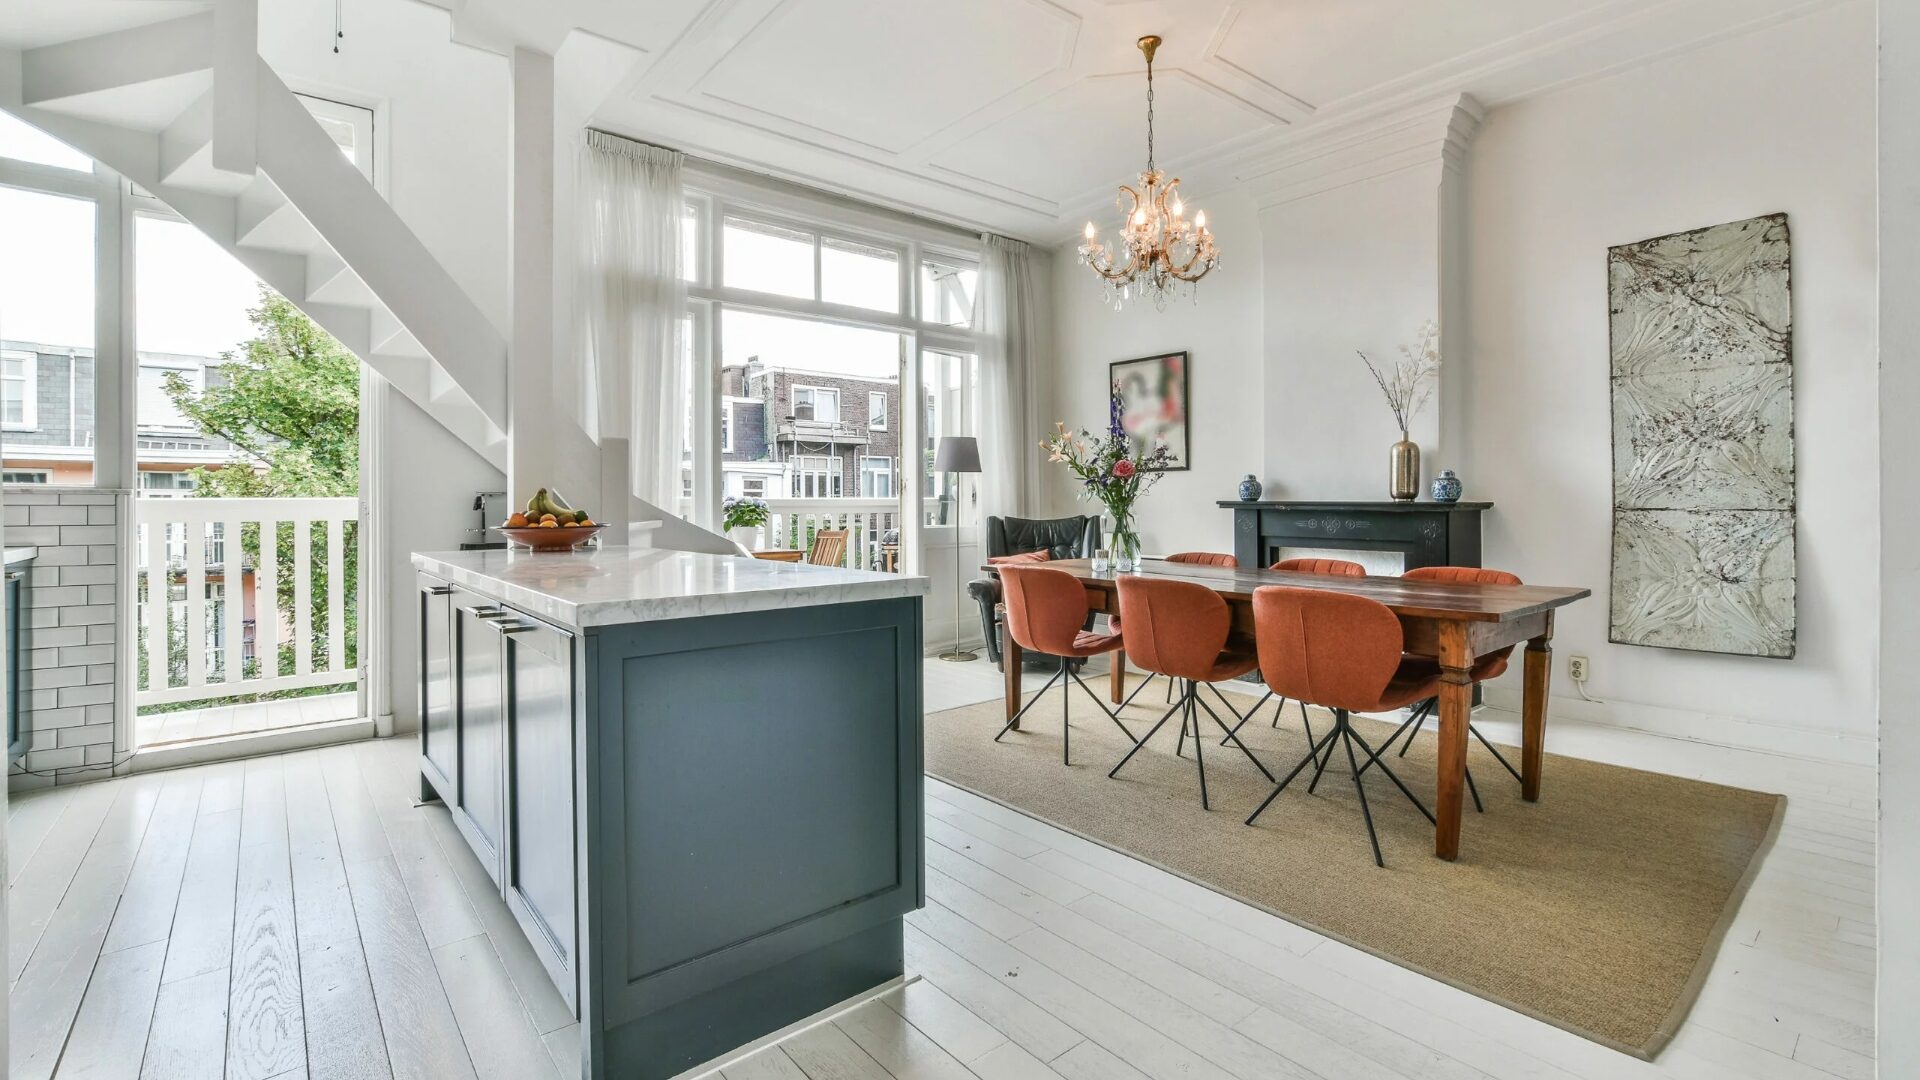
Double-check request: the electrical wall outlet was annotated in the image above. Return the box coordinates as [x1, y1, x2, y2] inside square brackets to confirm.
[1568, 655, 1589, 682]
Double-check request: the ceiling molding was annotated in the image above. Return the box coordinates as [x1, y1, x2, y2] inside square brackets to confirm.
[1238, 93, 1484, 210]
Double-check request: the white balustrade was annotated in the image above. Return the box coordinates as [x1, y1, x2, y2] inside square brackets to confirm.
[134, 496, 360, 707]
[753, 498, 901, 571]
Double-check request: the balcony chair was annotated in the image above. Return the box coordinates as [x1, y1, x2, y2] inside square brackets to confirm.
[1243, 585, 1440, 867]
[991, 565, 1135, 765]
[968, 514, 1102, 670]
[1106, 576, 1273, 810]
[806, 529, 849, 567]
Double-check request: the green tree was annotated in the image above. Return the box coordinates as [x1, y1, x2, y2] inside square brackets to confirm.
[152, 285, 360, 699]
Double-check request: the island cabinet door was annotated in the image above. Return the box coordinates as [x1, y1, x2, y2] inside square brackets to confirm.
[499, 614, 578, 1010]
[452, 590, 509, 886]
[417, 577, 458, 802]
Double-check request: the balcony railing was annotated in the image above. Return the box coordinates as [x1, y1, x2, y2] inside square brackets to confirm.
[134, 496, 359, 708]
[774, 418, 872, 444]
[748, 497, 901, 572]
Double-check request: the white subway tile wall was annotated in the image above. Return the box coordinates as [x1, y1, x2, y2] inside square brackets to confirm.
[5, 486, 128, 789]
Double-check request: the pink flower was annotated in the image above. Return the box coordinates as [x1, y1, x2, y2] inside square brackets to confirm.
[1112, 458, 1137, 479]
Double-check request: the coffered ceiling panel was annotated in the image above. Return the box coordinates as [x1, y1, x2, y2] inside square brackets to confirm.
[1213, 0, 1627, 109]
[927, 69, 1280, 206]
[690, 0, 1078, 155]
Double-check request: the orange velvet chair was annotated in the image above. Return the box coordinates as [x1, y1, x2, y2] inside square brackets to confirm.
[993, 565, 1133, 765]
[1111, 552, 1240, 710]
[1244, 586, 1441, 867]
[1388, 566, 1526, 803]
[1107, 576, 1272, 809]
[1216, 556, 1368, 759]
[1269, 557, 1366, 577]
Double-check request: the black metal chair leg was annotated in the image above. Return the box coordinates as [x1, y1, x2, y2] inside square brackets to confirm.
[1176, 681, 1189, 758]
[1061, 659, 1071, 765]
[1245, 725, 1343, 825]
[1197, 692, 1275, 782]
[1218, 690, 1271, 747]
[1300, 700, 1331, 770]
[1346, 726, 1434, 825]
[1109, 695, 1184, 778]
[1189, 690, 1210, 810]
[1466, 765, 1484, 813]
[1117, 670, 1160, 712]
[1397, 697, 1435, 757]
[1470, 723, 1524, 783]
[1069, 668, 1139, 745]
[1340, 718, 1385, 868]
[993, 668, 1063, 741]
[1306, 714, 1339, 794]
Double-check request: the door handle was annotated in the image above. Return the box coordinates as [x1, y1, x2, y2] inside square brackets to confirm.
[490, 620, 537, 635]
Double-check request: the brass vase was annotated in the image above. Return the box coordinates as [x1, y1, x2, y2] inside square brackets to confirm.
[1389, 432, 1420, 501]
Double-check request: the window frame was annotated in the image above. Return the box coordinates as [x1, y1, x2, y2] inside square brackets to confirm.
[868, 390, 888, 431]
[860, 455, 894, 499]
[2, 469, 48, 485]
[790, 384, 841, 424]
[2, 350, 39, 431]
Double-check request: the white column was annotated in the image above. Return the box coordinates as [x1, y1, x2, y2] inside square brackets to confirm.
[1879, 0, 1920, 1070]
[508, 47, 556, 507]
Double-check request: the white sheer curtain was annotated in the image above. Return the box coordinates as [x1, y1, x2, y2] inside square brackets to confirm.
[974, 234, 1047, 522]
[577, 130, 686, 511]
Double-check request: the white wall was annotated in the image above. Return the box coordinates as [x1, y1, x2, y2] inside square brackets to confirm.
[1046, 188, 1264, 555]
[1879, 0, 1920, 1069]
[1465, 0, 1878, 758]
[1260, 167, 1447, 499]
[259, 2, 514, 731]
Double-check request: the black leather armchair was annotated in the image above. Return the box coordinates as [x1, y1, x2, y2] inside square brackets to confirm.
[968, 514, 1103, 668]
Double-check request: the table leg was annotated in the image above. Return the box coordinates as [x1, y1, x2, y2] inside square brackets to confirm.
[1522, 612, 1553, 802]
[1111, 650, 1127, 704]
[1004, 634, 1024, 727]
[1434, 621, 1473, 861]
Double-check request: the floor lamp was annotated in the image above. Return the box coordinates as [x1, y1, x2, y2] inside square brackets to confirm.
[934, 436, 982, 662]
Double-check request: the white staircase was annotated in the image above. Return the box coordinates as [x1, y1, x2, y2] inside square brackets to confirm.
[0, 4, 510, 469]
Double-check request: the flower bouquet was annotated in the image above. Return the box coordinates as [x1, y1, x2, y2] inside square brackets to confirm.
[1040, 392, 1176, 571]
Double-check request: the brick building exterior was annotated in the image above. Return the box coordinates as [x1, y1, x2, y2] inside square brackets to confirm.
[720, 357, 900, 501]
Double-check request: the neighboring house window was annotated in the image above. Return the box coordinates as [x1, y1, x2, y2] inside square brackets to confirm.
[720, 402, 733, 452]
[792, 386, 839, 423]
[792, 455, 841, 498]
[868, 391, 887, 430]
[861, 456, 893, 498]
[138, 363, 200, 431]
[2, 351, 36, 431]
[742, 476, 767, 498]
[140, 470, 197, 498]
[2, 470, 48, 484]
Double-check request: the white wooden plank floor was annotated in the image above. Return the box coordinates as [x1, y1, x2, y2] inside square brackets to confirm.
[6, 659, 1875, 1080]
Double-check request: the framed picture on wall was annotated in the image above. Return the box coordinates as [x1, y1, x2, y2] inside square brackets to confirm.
[1110, 350, 1189, 471]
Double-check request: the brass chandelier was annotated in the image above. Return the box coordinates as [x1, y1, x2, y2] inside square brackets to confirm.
[1079, 34, 1220, 309]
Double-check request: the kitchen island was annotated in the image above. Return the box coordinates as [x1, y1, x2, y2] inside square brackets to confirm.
[411, 547, 928, 1079]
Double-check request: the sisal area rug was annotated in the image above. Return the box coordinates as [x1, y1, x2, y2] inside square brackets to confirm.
[924, 676, 1784, 1060]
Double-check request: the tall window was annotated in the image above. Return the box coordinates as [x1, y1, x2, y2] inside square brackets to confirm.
[868, 391, 887, 431]
[923, 349, 978, 526]
[0, 184, 96, 484]
[861, 456, 894, 498]
[793, 455, 841, 499]
[792, 386, 839, 423]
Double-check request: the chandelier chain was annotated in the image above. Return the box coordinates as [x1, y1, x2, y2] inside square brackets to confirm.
[1144, 50, 1155, 175]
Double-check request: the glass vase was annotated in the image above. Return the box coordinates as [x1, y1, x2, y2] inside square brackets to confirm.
[1111, 510, 1141, 573]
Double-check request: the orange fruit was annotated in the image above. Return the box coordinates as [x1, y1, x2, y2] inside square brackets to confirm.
[578, 518, 594, 527]
[539, 520, 558, 529]
[563, 521, 578, 528]
[506, 512, 529, 527]
[540, 513, 558, 524]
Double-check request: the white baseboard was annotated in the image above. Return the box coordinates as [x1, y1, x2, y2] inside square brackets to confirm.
[1481, 685, 1875, 768]
[665, 974, 914, 1080]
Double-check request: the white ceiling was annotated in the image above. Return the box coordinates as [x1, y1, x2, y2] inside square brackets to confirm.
[7, 0, 1848, 243]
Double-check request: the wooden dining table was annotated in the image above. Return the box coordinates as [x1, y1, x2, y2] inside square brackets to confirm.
[986, 558, 1591, 861]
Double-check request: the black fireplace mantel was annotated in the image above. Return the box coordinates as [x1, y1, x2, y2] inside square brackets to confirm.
[1218, 499, 1493, 571]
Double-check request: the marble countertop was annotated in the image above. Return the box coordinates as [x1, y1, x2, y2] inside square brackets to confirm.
[4, 546, 37, 565]
[412, 547, 929, 628]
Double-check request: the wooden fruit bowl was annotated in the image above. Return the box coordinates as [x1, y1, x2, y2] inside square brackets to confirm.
[498, 524, 606, 551]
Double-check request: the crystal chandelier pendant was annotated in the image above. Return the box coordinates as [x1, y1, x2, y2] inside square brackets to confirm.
[1079, 34, 1220, 311]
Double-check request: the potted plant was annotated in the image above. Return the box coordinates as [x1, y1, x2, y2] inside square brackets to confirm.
[1041, 392, 1175, 571]
[722, 495, 771, 549]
